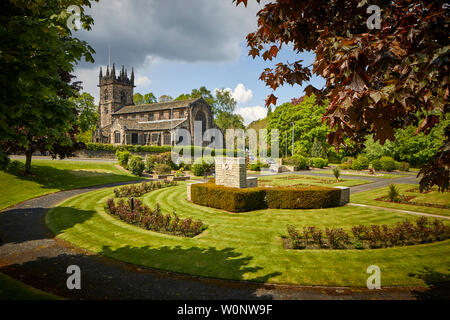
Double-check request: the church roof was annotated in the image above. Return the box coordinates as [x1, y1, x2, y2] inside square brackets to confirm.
[114, 118, 187, 131]
[113, 98, 200, 115]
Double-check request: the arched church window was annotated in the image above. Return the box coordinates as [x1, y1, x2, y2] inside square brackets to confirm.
[103, 90, 108, 101]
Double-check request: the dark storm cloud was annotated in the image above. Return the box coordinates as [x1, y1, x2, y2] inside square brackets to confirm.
[75, 0, 262, 68]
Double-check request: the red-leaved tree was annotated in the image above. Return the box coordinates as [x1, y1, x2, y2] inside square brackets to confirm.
[235, 0, 449, 190]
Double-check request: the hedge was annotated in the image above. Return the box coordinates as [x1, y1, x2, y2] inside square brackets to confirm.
[86, 143, 244, 157]
[264, 187, 340, 209]
[191, 184, 341, 212]
[191, 183, 267, 212]
[87, 143, 172, 153]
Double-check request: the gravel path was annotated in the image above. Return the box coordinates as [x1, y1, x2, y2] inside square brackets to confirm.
[0, 178, 447, 300]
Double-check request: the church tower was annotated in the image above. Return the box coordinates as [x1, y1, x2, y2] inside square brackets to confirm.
[98, 64, 135, 128]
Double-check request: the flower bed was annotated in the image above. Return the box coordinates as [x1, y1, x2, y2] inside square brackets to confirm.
[376, 195, 450, 210]
[113, 181, 177, 198]
[285, 217, 450, 250]
[106, 198, 205, 237]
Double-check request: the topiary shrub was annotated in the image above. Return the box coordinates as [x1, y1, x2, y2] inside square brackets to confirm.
[191, 183, 267, 212]
[265, 186, 340, 209]
[380, 156, 396, 172]
[291, 154, 308, 170]
[191, 163, 206, 176]
[128, 155, 145, 176]
[191, 184, 341, 212]
[371, 159, 382, 171]
[116, 150, 131, 168]
[396, 161, 410, 172]
[153, 163, 171, 175]
[341, 157, 354, 164]
[309, 157, 328, 168]
[352, 155, 370, 170]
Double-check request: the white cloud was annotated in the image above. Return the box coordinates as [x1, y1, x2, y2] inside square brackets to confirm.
[236, 105, 267, 125]
[74, 66, 103, 103]
[75, 0, 263, 68]
[215, 83, 253, 104]
[135, 75, 152, 87]
[231, 83, 253, 103]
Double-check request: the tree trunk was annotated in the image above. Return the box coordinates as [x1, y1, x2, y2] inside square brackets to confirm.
[25, 148, 33, 175]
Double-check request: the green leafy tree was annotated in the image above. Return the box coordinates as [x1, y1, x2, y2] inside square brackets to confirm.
[0, 0, 97, 173]
[71, 92, 98, 143]
[236, 0, 449, 190]
[133, 93, 145, 105]
[268, 95, 330, 157]
[159, 95, 173, 103]
[174, 93, 192, 101]
[143, 92, 157, 104]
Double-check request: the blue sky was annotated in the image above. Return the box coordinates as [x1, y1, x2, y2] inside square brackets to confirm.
[74, 0, 325, 124]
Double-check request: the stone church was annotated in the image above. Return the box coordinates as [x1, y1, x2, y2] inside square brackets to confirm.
[92, 64, 214, 146]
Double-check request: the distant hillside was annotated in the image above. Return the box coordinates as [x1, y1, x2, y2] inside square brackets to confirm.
[247, 117, 268, 131]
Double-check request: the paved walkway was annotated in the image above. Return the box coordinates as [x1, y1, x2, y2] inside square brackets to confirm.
[0, 172, 447, 300]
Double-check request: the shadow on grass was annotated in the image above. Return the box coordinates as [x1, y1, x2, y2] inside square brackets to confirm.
[0, 244, 282, 299]
[0, 207, 95, 245]
[6, 163, 137, 191]
[101, 244, 282, 285]
[408, 267, 450, 299]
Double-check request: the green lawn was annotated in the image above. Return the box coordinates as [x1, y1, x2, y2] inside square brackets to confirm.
[258, 174, 372, 188]
[0, 272, 59, 300]
[46, 183, 450, 287]
[316, 169, 406, 179]
[351, 184, 450, 217]
[0, 159, 143, 210]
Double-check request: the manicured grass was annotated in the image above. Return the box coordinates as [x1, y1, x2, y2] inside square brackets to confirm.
[0, 159, 143, 210]
[0, 272, 60, 300]
[46, 183, 450, 287]
[258, 174, 371, 188]
[351, 184, 450, 216]
[316, 169, 406, 179]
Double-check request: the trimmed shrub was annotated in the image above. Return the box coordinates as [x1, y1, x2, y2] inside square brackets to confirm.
[116, 150, 131, 168]
[380, 156, 396, 171]
[341, 157, 354, 164]
[191, 159, 214, 176]
[371, 159, 382, 171]
[113, 181, 176, 197]
[191, 184, 340, 212]
[309, 157, 328, 168]
[338, 163, 352, 170]
[291, 155, 308, 170]
[128, 155, 145, 176]
[265, 186, 340, 209]
[352, 155, 370, 170]
[191, 183, 267, 212]
[154, 163, 171, 175]
[396, 161, 410, 172]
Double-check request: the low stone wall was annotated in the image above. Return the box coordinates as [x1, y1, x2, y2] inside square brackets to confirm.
[334, 186, 350, 206]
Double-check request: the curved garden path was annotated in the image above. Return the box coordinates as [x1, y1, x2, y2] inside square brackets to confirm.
[0, 178, 448, 300]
